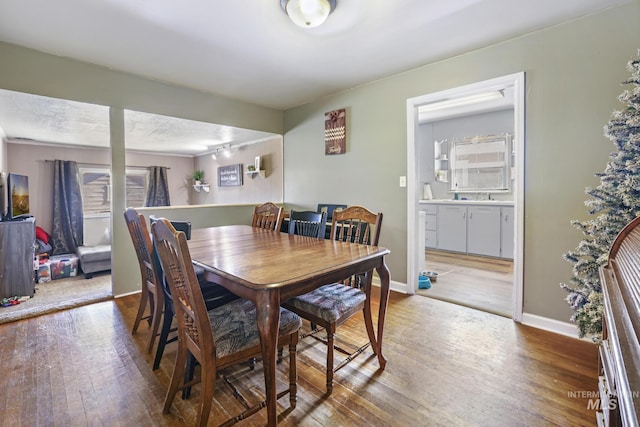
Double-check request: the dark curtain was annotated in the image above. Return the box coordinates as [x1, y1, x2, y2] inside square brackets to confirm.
[51, 160, 83, 255]
[145, 166, 171, 207]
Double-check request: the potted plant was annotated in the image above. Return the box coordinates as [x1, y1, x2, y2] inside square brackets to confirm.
[247, 164, 256, 172]
[192, 169, 205, 185]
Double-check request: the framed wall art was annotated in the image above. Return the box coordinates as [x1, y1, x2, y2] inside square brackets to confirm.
[325, 108, 346, 155]
[217, 164, 243, 187]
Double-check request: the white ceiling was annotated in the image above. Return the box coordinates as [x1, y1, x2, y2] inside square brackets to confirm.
[0, 0, 628, 154]
[0, 88, 277, 155]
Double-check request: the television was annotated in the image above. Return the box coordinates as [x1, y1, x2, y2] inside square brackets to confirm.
[7, 173, 30, 220]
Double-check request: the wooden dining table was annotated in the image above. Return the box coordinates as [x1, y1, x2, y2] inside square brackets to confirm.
[187, 224, 391, 426]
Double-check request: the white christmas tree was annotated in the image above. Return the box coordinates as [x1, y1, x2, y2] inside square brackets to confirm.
[561, 53, 640, 340]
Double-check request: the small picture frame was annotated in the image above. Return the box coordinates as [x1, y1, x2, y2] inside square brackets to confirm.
[254, 156, 261, 171]
[217, 164, 243, 187]
[325, 108, 346, 155]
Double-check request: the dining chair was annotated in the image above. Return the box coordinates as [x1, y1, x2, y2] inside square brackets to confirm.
[149, 215, 239, 373]
[288, 210, 327, 239]
[151, 217, 301, 427]
[282, 205, 383, 395]
[252, 202, 284, 231]
[124, 207, 163, 354]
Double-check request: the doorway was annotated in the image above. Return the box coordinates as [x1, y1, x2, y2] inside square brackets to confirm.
[406, 72, 525, 321]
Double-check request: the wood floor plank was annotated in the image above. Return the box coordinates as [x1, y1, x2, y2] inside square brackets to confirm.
[421, 249, 514, 316]
[0, 287, 598, 426]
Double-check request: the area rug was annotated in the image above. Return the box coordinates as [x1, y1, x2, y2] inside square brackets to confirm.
[0, 273, 113, 324]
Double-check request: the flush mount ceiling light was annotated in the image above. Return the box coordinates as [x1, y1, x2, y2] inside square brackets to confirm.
[281, 0, 337, 28]
[418, 90, 504, 113]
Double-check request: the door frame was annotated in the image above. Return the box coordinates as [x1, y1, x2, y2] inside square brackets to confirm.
[405, 72, 525, 322]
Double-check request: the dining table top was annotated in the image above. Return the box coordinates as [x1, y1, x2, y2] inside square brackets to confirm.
[188, 224, 390, 294]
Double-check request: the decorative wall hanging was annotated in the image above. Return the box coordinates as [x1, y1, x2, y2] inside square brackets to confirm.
[217, 164, 243, 187]
[325, 108, 346, 155]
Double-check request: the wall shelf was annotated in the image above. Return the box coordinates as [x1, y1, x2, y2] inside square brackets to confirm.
[245, 170, 266, 178]
[193, 184, 210, 192]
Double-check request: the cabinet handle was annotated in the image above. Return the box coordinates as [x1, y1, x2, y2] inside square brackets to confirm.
[463, 212, 466, 219]
[504, 214, 509, 221]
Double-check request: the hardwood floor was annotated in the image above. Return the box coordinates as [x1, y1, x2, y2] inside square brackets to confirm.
[0, 288, 598, 426]
[420, 249, 514, 317]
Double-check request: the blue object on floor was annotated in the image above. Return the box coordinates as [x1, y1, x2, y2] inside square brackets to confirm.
[418, 275, 431, 289]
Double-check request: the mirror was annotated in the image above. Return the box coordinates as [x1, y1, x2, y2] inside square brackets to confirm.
[448, 133, 512, 193]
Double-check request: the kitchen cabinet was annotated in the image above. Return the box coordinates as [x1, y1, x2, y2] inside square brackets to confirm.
[501, 206, 514, 259]
[436, 204, 467, 253]
[420, 200, 514, 259]
[467, 205, 501, 257]
[424, 205, 437, 248]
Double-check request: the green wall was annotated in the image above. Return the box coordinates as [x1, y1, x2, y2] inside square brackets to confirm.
[282, 1, 640, 323]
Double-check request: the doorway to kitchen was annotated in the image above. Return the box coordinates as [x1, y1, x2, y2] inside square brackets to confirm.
[406, 72, 525, 321]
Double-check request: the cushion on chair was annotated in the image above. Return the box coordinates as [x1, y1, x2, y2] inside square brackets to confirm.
[209, 298, 302, 359]
[284, 283, 366, 323]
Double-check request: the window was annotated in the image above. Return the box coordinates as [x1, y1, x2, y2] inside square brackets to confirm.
[80, 167, 148, 215]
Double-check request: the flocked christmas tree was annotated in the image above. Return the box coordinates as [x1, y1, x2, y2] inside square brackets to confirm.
[561, 53, 640, 340]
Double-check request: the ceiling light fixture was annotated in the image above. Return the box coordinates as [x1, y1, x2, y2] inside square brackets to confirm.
[418, 90, 504, 113]
[210, 143, 232, 160]
[280, 0, 336, 28]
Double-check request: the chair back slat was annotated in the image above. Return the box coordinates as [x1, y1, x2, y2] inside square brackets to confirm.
[124, 208, 159, 291]
[252, 202, 284, 231]
[330, 206, 383, 288]
[151, 218, 214, 360]
[289, 210, 327, 239]
[331, 205, 382, 246]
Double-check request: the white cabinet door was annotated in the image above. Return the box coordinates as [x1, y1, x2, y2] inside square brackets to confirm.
[425, 208, 437, 248]
[467, 206, 501, 257]
[437, 204, 467, 253]
[501, 206, 515, 259]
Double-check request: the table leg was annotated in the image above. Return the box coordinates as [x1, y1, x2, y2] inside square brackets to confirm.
[256, 289, 280, 426]
[375, 258, 391, 369]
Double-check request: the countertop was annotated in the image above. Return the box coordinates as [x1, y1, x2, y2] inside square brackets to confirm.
[419, 199, 514, 206]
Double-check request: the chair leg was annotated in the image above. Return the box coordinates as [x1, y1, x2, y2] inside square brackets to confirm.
[325, 325, 335, 395]
[153, 298, 173, 370]
[147, 290, 163, 354]
[132, 286, 150, 335]
[196, 358, 216, 427]
[289, 333, 299, 409]
[163, 339, 188, 415]
[182, 353, 197, 400]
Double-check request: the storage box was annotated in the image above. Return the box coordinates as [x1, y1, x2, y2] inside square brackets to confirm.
[37, 260, 51, 284]
[49, 254, 79, 280]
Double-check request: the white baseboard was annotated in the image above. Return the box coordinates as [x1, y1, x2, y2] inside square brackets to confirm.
[371, 277, 408, 294]
[519, 312, 583, 340]
[115, 289, 141, 298]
